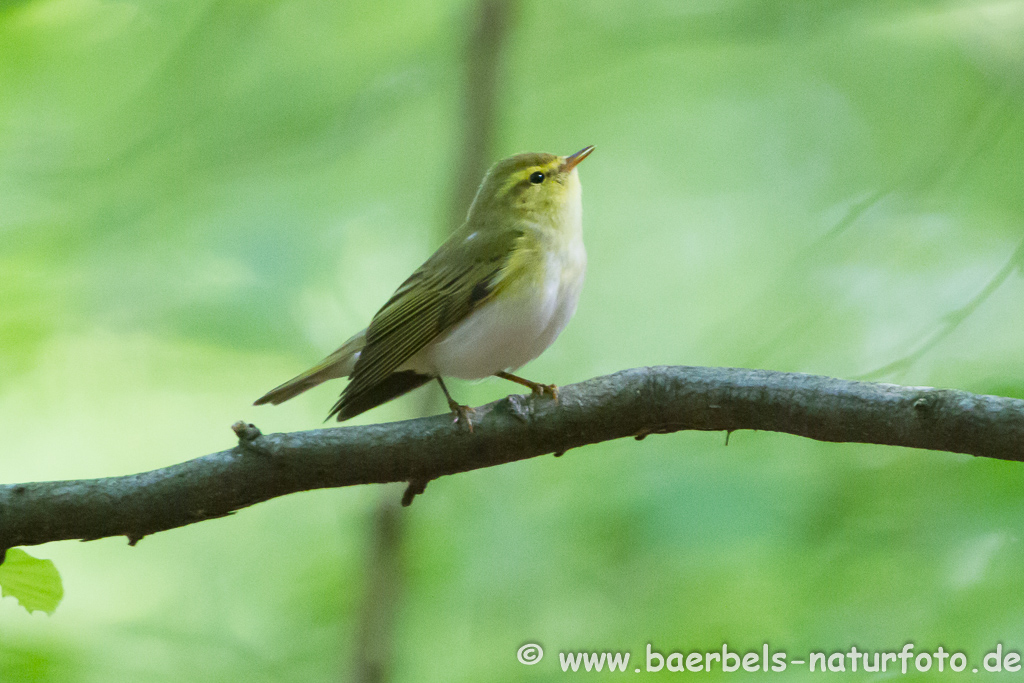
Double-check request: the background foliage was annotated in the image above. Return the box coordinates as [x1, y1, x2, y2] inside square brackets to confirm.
[2, 0, 1024, 680]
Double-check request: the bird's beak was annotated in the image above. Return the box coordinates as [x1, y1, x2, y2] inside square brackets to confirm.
[561, 145, 594, 173]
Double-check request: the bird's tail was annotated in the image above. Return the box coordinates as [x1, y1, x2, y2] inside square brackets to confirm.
[328, 371, 432, 421]
[253, 329, 366, 406]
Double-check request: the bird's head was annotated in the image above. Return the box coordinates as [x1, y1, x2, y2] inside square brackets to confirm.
[468, 146, 593, 227]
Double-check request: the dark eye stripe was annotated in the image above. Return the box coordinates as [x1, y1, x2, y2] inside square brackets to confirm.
[510, 178, 533, 194]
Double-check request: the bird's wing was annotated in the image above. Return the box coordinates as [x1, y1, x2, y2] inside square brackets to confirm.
[333, 224, 521, 414]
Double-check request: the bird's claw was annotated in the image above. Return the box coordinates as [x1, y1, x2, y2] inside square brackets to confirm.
[448, 401, 476, 432]
[532, 383, 558, 403]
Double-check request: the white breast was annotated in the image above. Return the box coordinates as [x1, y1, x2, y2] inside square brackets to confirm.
[412, 177, 586, 380]
[422, 245, 585, 379]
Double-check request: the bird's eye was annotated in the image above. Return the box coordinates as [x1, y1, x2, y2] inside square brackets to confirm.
[529, 171, 545, 184]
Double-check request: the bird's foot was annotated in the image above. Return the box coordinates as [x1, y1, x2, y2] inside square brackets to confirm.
[496, 371, 559, 404]
[530, 382, 559, 402]
[447, 399, 476, 432]
[436, 376, 475, 432]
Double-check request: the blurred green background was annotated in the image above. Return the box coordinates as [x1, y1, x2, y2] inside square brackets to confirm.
[3, 0, 1024, 680]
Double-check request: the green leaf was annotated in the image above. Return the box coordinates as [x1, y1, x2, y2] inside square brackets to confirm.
[0, 549, 63, 615]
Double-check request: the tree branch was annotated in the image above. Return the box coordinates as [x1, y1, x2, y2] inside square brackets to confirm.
[2, 365, 1022, 553]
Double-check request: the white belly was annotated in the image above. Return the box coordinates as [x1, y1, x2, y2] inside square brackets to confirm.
[415, 243, 586, 380]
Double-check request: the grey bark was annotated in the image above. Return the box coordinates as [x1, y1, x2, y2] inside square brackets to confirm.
[1, 366, 1021, 555]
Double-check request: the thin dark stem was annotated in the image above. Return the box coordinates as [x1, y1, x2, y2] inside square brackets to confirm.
[350, 499, 405, 683]
[352, 3, 520, 678]
[447, 0, 518, 227]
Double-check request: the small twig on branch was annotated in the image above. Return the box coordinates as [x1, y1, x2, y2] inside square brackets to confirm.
[1, 365, 1022, 553]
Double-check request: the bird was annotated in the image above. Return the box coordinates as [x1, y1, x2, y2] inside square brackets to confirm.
[254, 145, 593, 429]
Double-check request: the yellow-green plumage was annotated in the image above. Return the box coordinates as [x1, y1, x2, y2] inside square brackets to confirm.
[255, 146, 592, 422]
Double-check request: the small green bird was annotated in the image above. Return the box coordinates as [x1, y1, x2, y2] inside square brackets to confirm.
[254, 145, 593, 427]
